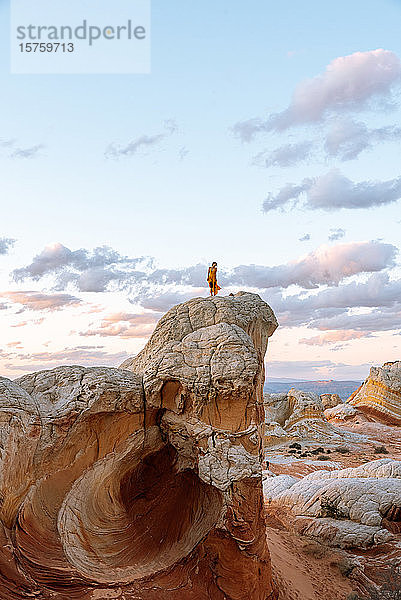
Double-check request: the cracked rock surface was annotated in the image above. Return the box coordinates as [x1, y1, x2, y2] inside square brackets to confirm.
[0, 292, 278, 600]
[263, 458, 401, 548]
[264, 389, 363, 447]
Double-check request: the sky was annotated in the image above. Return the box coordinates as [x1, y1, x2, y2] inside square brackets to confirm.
[1, 0, 401, 381]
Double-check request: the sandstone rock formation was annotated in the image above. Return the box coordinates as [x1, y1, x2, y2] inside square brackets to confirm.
[264, 389, 361, 447]
[263, 459, 401, 548]
[324, 403, 358, 421]
[320, 393, 342, 410]
[348, 361, 401, 425]
[0, 292, 278, 600]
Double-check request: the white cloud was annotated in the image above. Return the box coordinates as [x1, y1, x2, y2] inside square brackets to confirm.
[10, 144, 44, 159]
[233, 49, 401, 140]
[267, 272, 401, 332]
[13, 240, 397, 299]
[0, 237, 15, 255]
[328, 228, 345, 241]
[264, 169, 401, 212]
[105, 121, 177, 159]
[266, 359, 370, 380]
[13, 242, 152, 292]
[226, 241, 397, 290]
[324, 118, 401, 160]
[253, 141, 313, 167]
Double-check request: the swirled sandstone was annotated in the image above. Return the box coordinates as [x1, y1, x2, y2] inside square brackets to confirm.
[0, 292, 278, 600]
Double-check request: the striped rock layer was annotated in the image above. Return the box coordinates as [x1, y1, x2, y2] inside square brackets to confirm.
[348, 361, 401, 425]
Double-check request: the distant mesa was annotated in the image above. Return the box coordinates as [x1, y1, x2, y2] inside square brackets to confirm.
[265, 379, 362, 400]
[347, 361, 401, 425]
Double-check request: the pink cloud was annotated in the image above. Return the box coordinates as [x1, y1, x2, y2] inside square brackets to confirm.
[3, 347, 130, 375]
[233, 49, 401, 139]
[299, 330, 370, 346]
[0, 291, 81, 312]
[274, 49, 401, 129]
[6, 341, 23, 348]
[79, 311, 161, 339]
[229, 241, 397, 289]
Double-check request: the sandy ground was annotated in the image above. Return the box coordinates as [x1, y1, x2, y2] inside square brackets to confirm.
[265, 507, 356, 600]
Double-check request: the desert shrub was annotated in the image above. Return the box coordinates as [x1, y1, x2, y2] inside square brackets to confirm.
[317, 454, 330, 460]
[373, 445, 389, 454]
[335, 557, 357, 577]
[336, 446, 350, 454]
[319, 497, 347, 520]
[302, 541, 327, 559]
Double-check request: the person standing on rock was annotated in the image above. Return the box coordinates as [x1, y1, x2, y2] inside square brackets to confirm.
[207, 261, 221, 296]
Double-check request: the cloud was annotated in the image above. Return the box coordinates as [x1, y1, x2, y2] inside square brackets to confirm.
[232, 118, 271, 143]
[131, 289, 204, 312]
[14, 239, 397, 304]
[3, 347, 130, 373]
[105, 121, 177, 159]
[10, 144, 44, 159]
[233, 50, 401, 140]
[179, 146, 189, 160]
[324, 118, 401, 161]
[128, 241, 394, 303]
[328, 228, 345, 241]
[225, 241, 397, 290]
[310, 305, 401, 332]
[13, 242, 210, 294]
[0, 291, 81, 312]
[7, 341, 23, 348]
[299, 330, 369, 346]
[263, 169, 401, 212]
[0, 237, 16, 255]
[253, 141, 313, 167]
[79, 311, 161, 338]
[266, 272, 401, 332]
[270, 49, 401, 130]
[11, 318, 45, 327]
[266, 359, 370, 380]
[299, 233, 311, 242]
[0, 138, 16, 148]
[13, 242, 152, 292]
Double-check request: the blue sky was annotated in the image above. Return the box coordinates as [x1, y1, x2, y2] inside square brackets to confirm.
[1, 0, 401, 381]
